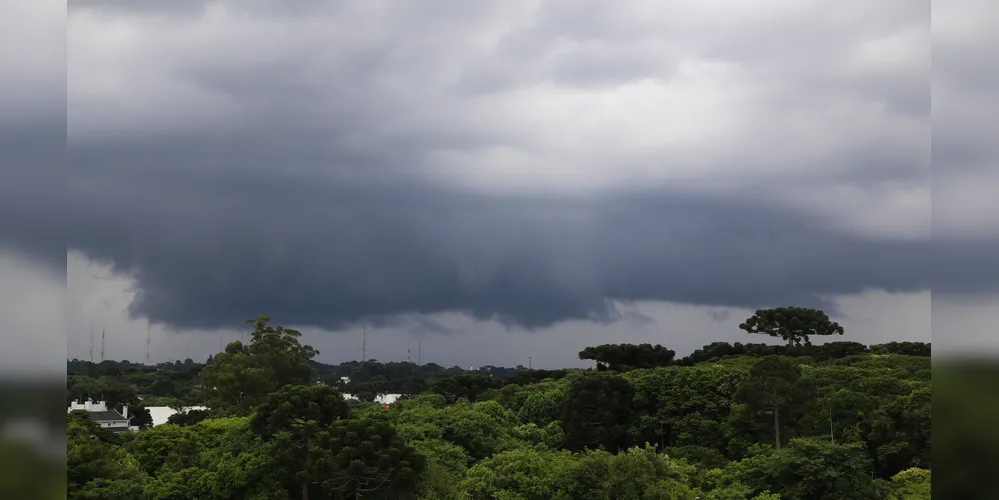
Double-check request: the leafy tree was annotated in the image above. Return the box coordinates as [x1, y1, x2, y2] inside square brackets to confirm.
[578, 343, 677, 371]
[737, 356, 804, 450]
[461, 445, 584, 500]
[67, 412, 147, 500]
[251, 384, 351, 438]
[249, 384, 351, 499]
[869, 342, 930, 357]
[395, 399, 519, 461]
[198, 315, 318, 415]
[627, 364, 748, 452]
[887, 467, 930, 500]
[405, 438, 469, 500]
[320, 417, 425, 499]
[517, 388, 563, 427]
[429, 373, 503, 403]
[766, 437, 877, 500]
[166, 408, 211, 427]
[67, 374, 139, 409]
[130, 405, 154, 429]
[597, 445, 699, 499]
[513, 422, 566, 449]
[562, 373, 635, 452]
[739, 307, 844, 346]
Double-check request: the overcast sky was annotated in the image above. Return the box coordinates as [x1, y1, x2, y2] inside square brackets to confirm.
[2, 0, 997, 372]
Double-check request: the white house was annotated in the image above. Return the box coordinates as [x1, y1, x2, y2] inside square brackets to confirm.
[67, 399, 137, 432]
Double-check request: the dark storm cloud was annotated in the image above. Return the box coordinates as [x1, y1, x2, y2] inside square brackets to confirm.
[53, 132, 933, 332]
[52, 0, 974, 334]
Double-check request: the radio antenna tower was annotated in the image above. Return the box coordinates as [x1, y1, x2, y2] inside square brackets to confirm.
[145, 321, 151, 365]
[100, 328, 106, 362]
[89, 323, 94, 363]
[407, 329, 412, 363]
[418, 335, 422, 365]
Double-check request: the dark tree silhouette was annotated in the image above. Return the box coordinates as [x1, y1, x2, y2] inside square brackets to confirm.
[739, 307, 844, 346]
[578, 343, 676, 371]
[561, 373, 635, 452]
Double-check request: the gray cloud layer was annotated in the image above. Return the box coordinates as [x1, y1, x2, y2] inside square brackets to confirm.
[9, 0, 995, 338]
[62, 144, 931, 330]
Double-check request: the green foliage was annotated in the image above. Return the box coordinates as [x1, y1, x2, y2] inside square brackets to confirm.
[430, 373, 504, 403]
[517, 389, 563, 426]
[67, 414, 147, 500]
[124, 424, 198, 476]
[513, 422, 565, 448]
[737, 356, 806, 450]
[250, 384, 350, 439]
[198, 315, 318, 416]
[321, 417, 426, 498]
[597, 445, 698, 499]
[561, 373, 635, 452]
[869, 342, 931, 357]
[887, 467, 930, 500]
[460, 445, 584, 500]
[766, 438, 877, 500]
[578, 343, 677, 371]
[166, 408, 211, 427]
[64, 327, 931, 500]
[627, 364, 748, 452]
[396, 399, 520, 461]
[739, 307, 844, 346]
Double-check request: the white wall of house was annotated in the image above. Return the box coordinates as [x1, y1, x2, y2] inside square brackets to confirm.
[144, 406, 209, 427]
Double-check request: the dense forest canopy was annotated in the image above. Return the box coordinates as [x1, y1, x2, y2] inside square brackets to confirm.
[67, 312, 931, 499]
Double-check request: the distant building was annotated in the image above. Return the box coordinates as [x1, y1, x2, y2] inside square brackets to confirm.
[143, 406, 209, 427]
[67, 400, 137, 432]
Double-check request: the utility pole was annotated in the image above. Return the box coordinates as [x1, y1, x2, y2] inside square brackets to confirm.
[362, 325, 367, 362]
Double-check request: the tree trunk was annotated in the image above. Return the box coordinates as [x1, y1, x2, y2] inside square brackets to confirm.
[773, 403, 781, 450]
[302, 430, 310, 500]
